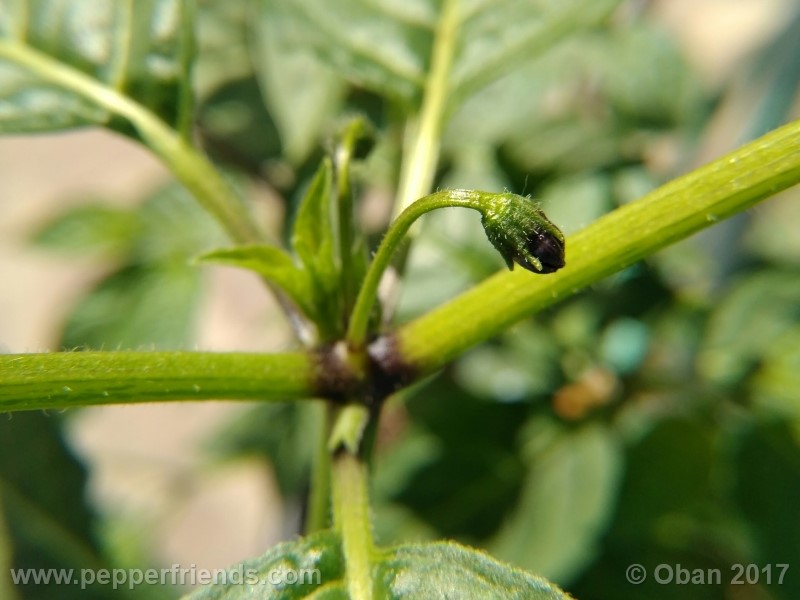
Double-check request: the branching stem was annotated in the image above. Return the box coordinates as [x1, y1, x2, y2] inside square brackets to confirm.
[346, 189, 494, 347]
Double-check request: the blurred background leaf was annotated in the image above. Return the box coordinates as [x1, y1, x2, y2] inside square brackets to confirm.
[0, 0, 194, 138]
[32, 182, 226, 350]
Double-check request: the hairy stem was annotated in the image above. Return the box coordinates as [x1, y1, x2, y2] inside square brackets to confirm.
[0, 352, 316, 412]
[304, 403, 333, 534]
[393, 118, 800, 374]
[332, 451, 374, 600]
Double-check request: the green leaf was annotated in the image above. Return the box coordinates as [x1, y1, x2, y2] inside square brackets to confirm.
[194, 0, 256, 98]
[61, 263, 201, 350]
[455, 322, 562, 401]
[449, 0, 621, 108]
[184, 530, 346, 600]
[752, 327, 800, 422]
[263, 0, 432, 109]
[733, 422, 800, 598]
[0, 0, 194, 137]
[374, 377, 528, 542]
[448, 25, 699, 174]
[134, 178, 229, 263]
[612, 417, 716, 536]
[199, 245, 317, 322]
[491, 420, 622, 583]
[291, 159, 340, 334]
[196, 77, 283, 176]
[745, 189, 800, 265]
[31, 203, 139, 257]
[292, 159, 336, 278]
[265, 0, 619, 113]
[375, 542, 572, 599]
[45, 182, 225, 350]
[698, 269, 800, 386]
[255, 0, 345, 163]
[0, 413, 107, 600]
[184, 530, 571, 599]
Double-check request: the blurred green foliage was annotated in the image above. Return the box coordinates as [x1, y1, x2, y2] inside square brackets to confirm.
[2, 0, 800, 598]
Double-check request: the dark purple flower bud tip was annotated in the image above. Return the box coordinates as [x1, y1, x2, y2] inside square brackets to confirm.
[523, 230, 565, 274]
[480, 193, 566, 275]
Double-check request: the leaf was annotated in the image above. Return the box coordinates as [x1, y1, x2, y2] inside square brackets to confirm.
[0, 413, 108, 600]
[48, 182, 224, 350]
[184, 530, 346, 600]
[752, 327, 800, 422]
[744, 189, 800, 265]
[196, 77, 283, 176]
[61, 262, 201, 350]
[616, 417, 718, 537]
[455, 322, 562, 401]
[698, 269, 800, 386]
[375, 377, 528, 542]
[199, 245, 317, 322]
[265, 0, 620, 113]
[292, 159, 336, 279]
[733, 422, 800, 598]
[450, 0, 621, 107]
[0, 0, 194, 137]
[491, 420, 622, 583]
[194, 0, 256, 98]
[184, 530, 571, 599]
[375, 542, 572, 599]
[255, 0, 345, 163]
[31, 203, 139, 257]
[291, 159, 340, 333]
[447, 24, 700, 173]
[134, 180, 228, 262]
[263, 0, 432, 109]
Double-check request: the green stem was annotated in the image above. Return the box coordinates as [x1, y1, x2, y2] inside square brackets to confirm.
[0, 40, 261, 244]
[394, 0, 459, 217]
[304, 402, 333, 534]
[393, 118, 800, 374]
[0, 352, 316, 412]
[346, 189, 494, 347]
[332, 451, 374, 600]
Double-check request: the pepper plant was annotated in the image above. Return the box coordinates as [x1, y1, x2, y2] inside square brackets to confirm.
[2, 1, 800, 599]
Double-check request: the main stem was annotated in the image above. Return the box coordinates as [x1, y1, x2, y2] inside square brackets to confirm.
[0, 352, 316, 412]
[346, 189, 492, 347]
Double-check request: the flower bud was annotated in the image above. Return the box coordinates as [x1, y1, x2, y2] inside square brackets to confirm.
[481, 193, 565, 274]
